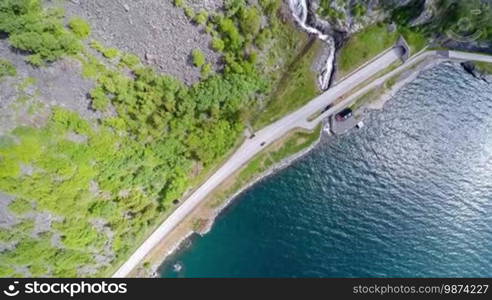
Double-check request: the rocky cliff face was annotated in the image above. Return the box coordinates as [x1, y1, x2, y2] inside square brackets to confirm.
[287, 0, 419, 89]
[291, 0, 435, 45]
[410, 0, 438, 27]
[288, 0, 492, 90]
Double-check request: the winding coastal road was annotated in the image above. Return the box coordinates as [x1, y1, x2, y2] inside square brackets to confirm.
[113, 48, 492, 277]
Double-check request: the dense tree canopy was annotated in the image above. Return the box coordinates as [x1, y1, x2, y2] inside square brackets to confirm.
[0, 0, 299, 277]
[0, 0, 81, 66]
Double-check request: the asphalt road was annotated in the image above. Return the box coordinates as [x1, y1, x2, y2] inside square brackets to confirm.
[113, 48, 492, 277]
[449, 51, 492, 63]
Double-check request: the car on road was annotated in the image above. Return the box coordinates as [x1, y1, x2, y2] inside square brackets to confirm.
[322, 103, 334, 113]
[335, 108, 353, 121]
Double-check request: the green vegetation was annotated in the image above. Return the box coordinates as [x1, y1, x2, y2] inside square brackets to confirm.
[173, 0, 185, 8]
[390, 0, 425, 26]
[238, 6, 261, 38]
[194, 10, 208, 25]
[432, 0, 492, 42]
[0, 59, 16, 79]
[174, 0, 318, 130]
[318, 0, 346, 21]
[191, 49, 213, 78]
[18, 76, 37, 90]
[475, 61, 492, 74]
[338, 23, 399, 77]
[183, 6, 195, 19]
[191, 49, 206, 67]
[90, 40, 120, 59]
[68, 17, 91, 39]
[238, 129, 320, 186]
[210, 126, 321, 208]
[212, 37, 225, 52]
[267, 127, 321, 165]
[351, 3, 366, 19]
[120, 53, 141, 68]
[399, 27, 427, 54]
[349, 59, 422, 111]
[0, 0, 322, 277]
[89, 87, 110, 111]
[335, 0, 445, 79]
[0, 90, 258, 276]
[201, 63, 213, 78]
[387, 1, 428, 54]
[254, 39, 322, 129]
[8, 198, 33, 215]
[390, 0, 492, 53]
[350, 84, 385, 111]
[27, 101, 45, 115]
[0, 0, 82, 66]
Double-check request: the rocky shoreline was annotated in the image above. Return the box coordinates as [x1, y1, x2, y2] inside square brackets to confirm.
[460, 61, 490, 83]
[146, 129, 324, 277]
[148, 52, 492, 277]
[147, 65, 422, 277]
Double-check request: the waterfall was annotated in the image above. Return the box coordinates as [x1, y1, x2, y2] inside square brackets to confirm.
[288, 0, 336, 90]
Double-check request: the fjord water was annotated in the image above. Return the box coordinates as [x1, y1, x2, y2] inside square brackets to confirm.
[160, 62, 492, 277]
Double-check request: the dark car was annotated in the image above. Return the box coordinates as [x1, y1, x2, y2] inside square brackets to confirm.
[322, 103, 334, 113]
[335, 108, 352, 121]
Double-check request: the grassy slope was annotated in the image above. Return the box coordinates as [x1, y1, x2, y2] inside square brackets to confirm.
[475, 61, 492, 74]
[209, 125, 321, 208]
[338, 23, 399, 78]
[101, 6, 323, 276]
[0, 0, 323, 277]
[337, 22, 427, 79]
[0, 59, 17, 79]
[254, 38, 322, 129]
[130, 124, 322, 275]
[399, 28, 427, 54]
[349, 55, 430, 111]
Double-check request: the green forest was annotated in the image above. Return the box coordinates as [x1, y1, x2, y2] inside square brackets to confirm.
[2, 0, 488, 277]
[0, 0, 312, 277]
[391, 0, 492, 42]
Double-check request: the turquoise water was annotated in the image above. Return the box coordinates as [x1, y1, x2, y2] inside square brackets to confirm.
[160, 62, 492, 277]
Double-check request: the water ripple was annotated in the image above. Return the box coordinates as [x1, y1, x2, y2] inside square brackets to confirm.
[161, 62, 492, 278]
